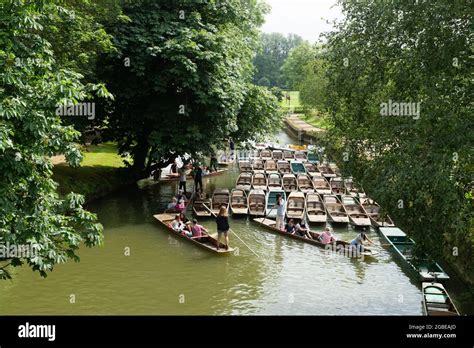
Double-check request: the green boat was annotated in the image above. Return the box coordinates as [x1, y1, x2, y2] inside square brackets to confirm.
[379, 227, 449, 282]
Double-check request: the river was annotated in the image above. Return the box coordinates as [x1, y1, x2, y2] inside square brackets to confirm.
[0, 131, 453, 315]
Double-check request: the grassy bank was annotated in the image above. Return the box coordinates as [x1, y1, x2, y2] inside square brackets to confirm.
[53, 142, 132, 202]
[300, 110, 332, 130]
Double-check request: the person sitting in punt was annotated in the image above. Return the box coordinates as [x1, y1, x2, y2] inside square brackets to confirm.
[319, 227, 336, 244]
[350, 232, 374, 253]
[169, 215, 185, 232]
[295, 219, 312, 239]
[202, 166, 210, 176]
[179, 212, 192, 233]
[285, 219, 296, 234]
[190, 219, 208, 240]
[167, 197, 178, 211]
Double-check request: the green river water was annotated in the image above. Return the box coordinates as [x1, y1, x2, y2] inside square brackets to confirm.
[0, 132, 469, 315]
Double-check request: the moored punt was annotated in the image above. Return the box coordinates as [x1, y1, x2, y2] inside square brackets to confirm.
[238, 160, 252, 172]
[330, 177, 345, 196]
[282, 173, 298, 193]
[297, 174, 314, 194]
[272, 150, 283, 160]
[306, 193, 327, 223]
[235, 172, 252, 191]
[283, 150, 294, 160]
[317, 163, 336, 179]
[324, 195, 349, 224]
[267, 173, 283, 190]
[341, 195, 371, 227]
[360, 198, 395, 227]
[312, 174, 332, 195]
[248, 189, 266, 216]
[290, 160, 306, 175]
[193, 193, 212, 217]
[260, 149, 273, 161]
[277, 160, 291, 175]
[252, 159, 265, 173]
[265, 189, 286, 218]
[286, 191, 306, 220]
[252, 172, 267, 191]
[422, 282, 459, 316]
[294, 151, 307, 162]
[304, 162, 319, 177]
[379, 227, 450, 281]
[153, 214, 234, 254]
[307, 151, 320, 164]
[344, 178, 366, 199]
[162, 169, 228, 182]
[211, 189, 230, 215]
[230, 189, 249, 215]
[264, 159, 279, 175]
[329, 162, 341, 176]
[253, 218, 378, 257]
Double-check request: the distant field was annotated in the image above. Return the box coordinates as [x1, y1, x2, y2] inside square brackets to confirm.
[280, 91, 301, 109]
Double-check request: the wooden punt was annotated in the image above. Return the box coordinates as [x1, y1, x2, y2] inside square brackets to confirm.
[306, 193, 327, 223]
[422, 282, 459, 316]
[379, 227, 449, 281]
[248, 189, 266, 216]
[252, 172, 267, 191]
[294, 151, 307, 162]
[230, 189, 248, 215]
[235, 172, 252, 191]
[344, 178, 366, 199]
[265, 189, 286, 218]
[312, 174, 332, 195]
[272, 150, 283, 160]
[210, 189, 230, 215]
[307, 152, 320, 164]
[360, 198, 395, 227]
[267, 173, 283, 190]
[286, 191, 306, 220]
[324, 194, 349, 224]
[329, 177, 345, 196]
[264, 159, 279, 175]
[161, 169, 228, 182]
[238, 160, 252, 172]
[260, 149, 273, 161]
[317, 163, 336, 178]
[253, 218, 378, 257]
[193, 193, 212, 217]
[290, 160, 306, 175]
[252, 159, 265, 173]
[297, 174, 314, 194]
[282, 173, 298, 193]
[341, 195, 371, 227]
[283, 150, 294, 160]
[277, 160, 291, 175]
[153, 214, 234, 254]
[304, 162, 319, 177]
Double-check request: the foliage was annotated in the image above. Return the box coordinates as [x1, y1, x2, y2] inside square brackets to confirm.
[0, 0, 109, 279]
[323, 0, 473, 280]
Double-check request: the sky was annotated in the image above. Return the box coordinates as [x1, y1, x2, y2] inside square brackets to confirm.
[261, 0, 343, 42]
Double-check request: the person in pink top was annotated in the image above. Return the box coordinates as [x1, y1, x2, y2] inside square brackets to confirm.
[190, 219, 208, 240]
[319, 227, 336, 244]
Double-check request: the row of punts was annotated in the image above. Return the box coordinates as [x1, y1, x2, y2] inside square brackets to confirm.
[238, 148, 312, 162]
[239, 159, 337, 178]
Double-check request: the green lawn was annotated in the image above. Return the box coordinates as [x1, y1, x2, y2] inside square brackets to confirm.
[53, 143, 130, 201]
[280, 91, 301, 109]
[300, 111, 332, 130]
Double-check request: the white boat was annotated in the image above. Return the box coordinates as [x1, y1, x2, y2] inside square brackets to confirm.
[297, 174, 314, 194]
[267, 173, 283, 190]
[306, 193, 327, 223]
[329, 177, 345, 196]
[312, 174, 332, 195]
[238, 160, 252, 172]
[317, 163, 336, 178]
[265, 189, 286, 218]
[248, 189, 266, 216]
[252, 172, 267, 191]
[282, 174, 298, 193]
[294, 151, 307, 162]
[360, 198, 395, 227]
[283, 150, 294, 160]
[304, 162, 319, 177]
[260, 149, 273, 161]
[323, 194, 349, 223]
[272, 150, 283, 160]
[211, 189, 230, 215]
[286, 192, 306, 220]
[252, 159, 265, 174]
[230, 189, 248, 215]
[277, 160, 291, 175]
[235, 172, 252, 191]
[264, 159, 278, 175]
[341, 195, 371, 227]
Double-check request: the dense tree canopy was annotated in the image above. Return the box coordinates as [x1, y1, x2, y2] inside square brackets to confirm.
[323, 0, 473, 280]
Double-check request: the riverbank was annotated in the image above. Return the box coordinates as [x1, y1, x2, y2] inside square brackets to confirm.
[52, 143, 134, 203]
[284, 114, 325, 143]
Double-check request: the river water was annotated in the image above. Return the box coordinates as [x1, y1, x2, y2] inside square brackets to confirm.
[0, 131, 442, 315]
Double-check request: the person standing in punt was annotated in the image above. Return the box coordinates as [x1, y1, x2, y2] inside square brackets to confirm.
[210, 152, 218, 172]
[178, 165, 187, 195]
[274, 194, 286, 231]
[350, 232, 374, 253]
[193, 164, 203, 193]
[215, 206, 230, 251]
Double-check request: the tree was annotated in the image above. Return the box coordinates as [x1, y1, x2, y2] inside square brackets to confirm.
[253, 32, 304, 88]
[281, 42, 315, 90]
[323, 0, 473, 282]
[100, 0, 279, 177]
[0, 0, 109, 279]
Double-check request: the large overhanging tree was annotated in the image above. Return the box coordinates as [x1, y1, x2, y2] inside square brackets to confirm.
[100, 0, 280, 176]
[0, 0, 109, 279]
[324, 1, 473, 280]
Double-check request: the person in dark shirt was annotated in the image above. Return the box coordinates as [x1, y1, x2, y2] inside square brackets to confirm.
[193, 164, 203, 193]
[215, 206, 230, 251]
[285, 219, 296, 234]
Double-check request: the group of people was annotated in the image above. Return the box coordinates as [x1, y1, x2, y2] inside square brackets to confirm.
[169, 213, 209, 240]
[167, 190, 188, 213]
